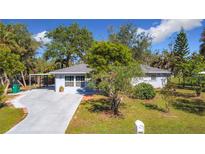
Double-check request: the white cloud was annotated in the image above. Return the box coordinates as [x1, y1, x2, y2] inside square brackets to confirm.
[139, 19, 203, 44]
[33, 31, 51, 44]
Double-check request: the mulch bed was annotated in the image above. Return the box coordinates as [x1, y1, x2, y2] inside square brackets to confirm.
[83, 95, 94, 101]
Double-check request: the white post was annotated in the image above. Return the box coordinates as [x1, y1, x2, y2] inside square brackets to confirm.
[135, 120, 144, 134]
[29, 74, 31, 87]
[74, 75, 76, 87]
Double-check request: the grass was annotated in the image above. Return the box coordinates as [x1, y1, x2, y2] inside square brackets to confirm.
[0, 95, 25, 134]
[66, 88, 205, 134]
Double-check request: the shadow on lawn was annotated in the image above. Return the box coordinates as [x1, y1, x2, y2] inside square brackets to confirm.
[142, 103, 166, 112]
[158, 89, 195, 98]
[172, 91, 196, 98]
[173, 98, 205, 115]
[86, 98, 111, 113]
[0, 103, 5, 109]
[85, 98, 126, 115]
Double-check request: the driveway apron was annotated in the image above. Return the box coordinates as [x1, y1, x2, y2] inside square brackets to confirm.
[7, 89, 83, 134]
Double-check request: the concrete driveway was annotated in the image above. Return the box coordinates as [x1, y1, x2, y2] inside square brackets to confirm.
[7, 88, 83, 134]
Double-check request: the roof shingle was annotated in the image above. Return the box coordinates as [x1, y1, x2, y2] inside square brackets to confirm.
[49, 63, 171, 74]
[140, 64, 171, 74]
[49, 64, 92, 74]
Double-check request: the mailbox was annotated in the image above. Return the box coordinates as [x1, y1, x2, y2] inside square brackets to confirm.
[135, 120, 144, 134]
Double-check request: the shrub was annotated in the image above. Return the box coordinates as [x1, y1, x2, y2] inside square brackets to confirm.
[133, 83, 156, 99]
[87, 81, 96, 90]
[160, 87, 174, 113]
[59, 86, 64, 92]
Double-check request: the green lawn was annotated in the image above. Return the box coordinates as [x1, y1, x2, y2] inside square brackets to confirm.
[66, 89, 205, 134]
[0, 95, 25, 134]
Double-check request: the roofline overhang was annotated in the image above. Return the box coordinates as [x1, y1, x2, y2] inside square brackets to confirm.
[145, 72, 171, 74]
[49, 72, 89, 74]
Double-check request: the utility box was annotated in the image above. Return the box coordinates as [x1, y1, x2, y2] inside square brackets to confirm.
[135, 120, 144, 134]
[12, 83, 20, 93]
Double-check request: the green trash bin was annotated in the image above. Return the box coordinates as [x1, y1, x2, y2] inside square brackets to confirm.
[12, 84, 20, 93]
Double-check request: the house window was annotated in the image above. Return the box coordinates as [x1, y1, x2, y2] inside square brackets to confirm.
[151, 74, 156, 81]
[76, 76, 85, 87]
[65, 76, 74, 87]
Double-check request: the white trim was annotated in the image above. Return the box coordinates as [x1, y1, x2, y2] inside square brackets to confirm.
[29, 73, 51, 76]
[199, 71, 205, 74]
[50, 72, 88, 74]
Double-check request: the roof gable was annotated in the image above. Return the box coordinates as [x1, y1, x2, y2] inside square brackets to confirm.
[49, 64, 92, 74]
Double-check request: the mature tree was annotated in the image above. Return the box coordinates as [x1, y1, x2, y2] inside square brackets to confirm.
[44, 23, 93, 68]
[89, 63, 142, 115]
[12, 24, 40, 87]
[0, 23, 40, 87]
[33, 58, 56, 73]
[108, 23, 152, 63]
[173, 28, 190, 76]
[199, 28, 205, 57]
[0, 45, 24, 95]
[86, 41, 133, 73]
[181, 53, 205, 81]
[108, 24, 137, 48]
[180, 53, 205, 94]
[151, 49, 175, 70]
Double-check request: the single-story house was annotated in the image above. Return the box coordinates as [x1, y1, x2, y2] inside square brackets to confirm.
[49, 64, 92, 93]
[131, 64, 171, 88]
[49, 63, 171, 92]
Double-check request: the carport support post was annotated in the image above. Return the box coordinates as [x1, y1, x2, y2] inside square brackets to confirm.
[46, 75, 48, 86]
[29, 74, 31, 87]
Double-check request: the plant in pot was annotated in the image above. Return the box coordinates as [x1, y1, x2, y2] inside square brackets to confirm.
[59, 86, 64, 92]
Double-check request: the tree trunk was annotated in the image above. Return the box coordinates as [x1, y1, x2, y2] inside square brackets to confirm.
[4, 81, 10, 95]
[17, 80, 24, 87]
[66, 55, 70, 67]
[3, 73, 10, 95]
[0, 77, 4, 86]
[182, 77, 185, 88]
[21, 71, 27, 87]
[110, 94, 122, 115]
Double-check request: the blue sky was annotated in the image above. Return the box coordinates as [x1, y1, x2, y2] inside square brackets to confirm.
[1, 19, 204, 55]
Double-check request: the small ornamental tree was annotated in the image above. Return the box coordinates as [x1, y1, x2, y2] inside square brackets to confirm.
[89, 63, 142, 115]
[160, 80, 175, 112]
[86, 41, 143, 115]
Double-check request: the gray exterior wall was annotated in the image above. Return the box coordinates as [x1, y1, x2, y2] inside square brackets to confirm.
[132, 73, 170, 88]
